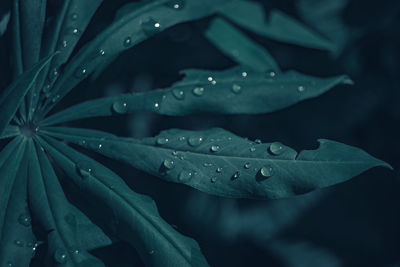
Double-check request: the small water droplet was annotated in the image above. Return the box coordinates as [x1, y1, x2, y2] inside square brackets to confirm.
[74, 67, 87, 78]
[112, 101, 128, 114]
[54, 249, 68, 264]
[188, 136, 203, 146]
[76, 161, 93, 178]
[154, 102, 159, 109]
[162, 159, 175, 170]
[79, 140, 86, 146]
[99, 49, 105, 56]
[7, 261, 13, 267]
[61, 40, 68, 48]
[231, 84, 241, 94]
[268, 71, 276, 77]
[98, 143, 102, 149]
[43, 84, 51, 93]
[14, 240, 24, 247]
[71, 13, 78, 20]
[51, 95, 60, 103]
[172, 89, 185, 100]
[210, 145, 220, 152]
[72, 28, 79, 36]
[249, 147, 256, 152]
[203, 162, 212, 167]
[211, 80, 216, 85]
[269, 142, 284, 155]
[241, 71, 247, 77]
[297, 85, 305, 92]
[259, 166, 273, 178]
[192, 87, 205, 96]
[207, 77, 213, 82]
[231, 171, 240, 180]
[18, 213, 31, 227]
[254, 139, 262, 144]
[210, 177, 217, 183]
[70, 248, 80, 255]
[179, 136, 186, 141]
[166, 0, 185, 9]
[141, 18, 162, 36]
[156, 137, 169, 145]
[216, 167, 222, 173]
[178, 170, 193, 182]
[148, 250, 155, 255]
[244, 162, 251, 169]
[123, 37, 132, 47]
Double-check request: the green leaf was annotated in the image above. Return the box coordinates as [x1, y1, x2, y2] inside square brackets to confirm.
[0, 53, 56, 136]
[41, 66, 351, 125]
[205, 17, 279, 72]
[38, 0, 235, 117]
[0, 137, 33, 267]
[28, 140, 108, 266]
[37, 135, 210, 267]
[217, 0, 335, 51]
[43, 127, 391, 199]
[0, 125, 19, 139]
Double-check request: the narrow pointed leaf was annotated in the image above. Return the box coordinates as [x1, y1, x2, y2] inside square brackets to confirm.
[0, 53, 56, 135]
[28, 141, 108, 266]
[39, 0, 235, 116]
[0, 125, 19, 139]
[37, 135, 210, 267]
[205, 17, 279, 72]
[44, 127, 391, 199]
[217, 0, 335, 51]
[42, 66, 351, 125]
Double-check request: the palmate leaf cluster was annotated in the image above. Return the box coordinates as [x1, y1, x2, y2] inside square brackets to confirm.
[0, 0, 390, 266]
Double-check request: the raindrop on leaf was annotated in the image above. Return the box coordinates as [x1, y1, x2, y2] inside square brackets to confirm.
[112, 101, 128, 114]
[192, 87, 205, 96]
[141, 18, 162, 36]
[54, 249, 68, 264]
[259, 166, 274, 178]
[76, 161, 93, 178]
[18, 213, 31, 227]
[188, 136, 203, 146]
[269, 142, 284, 155]
[156, 137, 169, 145]
[231, 84, 241, 94]
[210, 145, 220, 152]
[178, 170, 193, 182]
[231, 171, 240, 180]
[172, 89, 185, 100]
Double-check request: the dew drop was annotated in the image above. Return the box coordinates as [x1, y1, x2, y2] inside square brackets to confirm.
[268, 71, 276, 77]
[269, 142, 284, 155]
[141, 18, 162, 36]
[165, 0, 185, 9]
[178, 169, 193, 182]
[192, 87, 205, 96]
[74, 67, 87, 78]
[123, 37, 132, 47]
[98, 143, 102, 149]
[72, 28, 79, 36]
[7, 261, 13, 267]
[18, 213, 31, 227]
[188, 136, 203, 147]
[156, 137, 169, 145]
[231, 84, 241, 94]
[14, 240, 24, 247]
[210, 177, 217, 183]
[54, 249, 68, 264]
[99, 49, 105, 56]
[112, 100, 128, 114]
[76, 161, 93, 178]
[207, 77, 213, 82]
[70, 248, 80, 255]
[172, 151, 178, 156]
[179, 136, 186, 141]
[211, 80, 216, 85]
[203, 162, 212, 167]
[71, 13, 78, 20]
[148, 250, 155, 255]
[61, 40, 68, 48]
[162, 159, 175, 170]
[210, 145, 220, 152]
[172, 89, 185, 100]
[249, 147, 256, 152]
[216, 167, 222, 173]
[154, 102, 159, 109]
[297, 85, 305, 92]
[43, 84, 51, 93]
[241, 71, 247, 77]
[231, 171, 240, 180]
[259, 165, 273, 178]
[51, 95, 60, 103]
[254, 139, 262, 144]
[244, 162, 251, 169]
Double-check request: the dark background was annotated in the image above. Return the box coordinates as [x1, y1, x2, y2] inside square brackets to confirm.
[0, 0, 399, 266]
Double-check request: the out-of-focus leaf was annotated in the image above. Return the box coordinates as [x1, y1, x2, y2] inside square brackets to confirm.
[0, 125, 19, 139]
[205, 17, 279, 72]
[0, 11, 10, 36]
[218, 0, 335, 51]
[38, 135, 210, 267]
[38, 0, 235, 116]
[41, 66, 351, 125]
[28, 140, 107, 266]
[42, 127, 391, 199]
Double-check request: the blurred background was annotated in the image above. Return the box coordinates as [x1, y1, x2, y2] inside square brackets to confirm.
[1, 0, 399, 266]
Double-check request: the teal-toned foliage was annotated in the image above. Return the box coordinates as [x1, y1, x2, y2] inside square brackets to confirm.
[0, 0, 391, 266]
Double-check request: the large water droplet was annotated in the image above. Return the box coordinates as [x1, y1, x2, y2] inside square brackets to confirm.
[259, 166, 273, 178]
[269, 142, 284, 155]
[172, 89, 185, 100]
[112, 100, 128, 114]
[231, 84, 241, 94]
[231, 171, 240, 180]
[192, 87, 205, 96]
[188, 136, 203, 146]
[141, 18, 162, 36]
[178, 170, 193, 182]
[76, 161, 93, 178]
[123, 37, 132, 47]
[210, 145, 220, 152]
[165, 0, 186, 9]
[18, 213, 31, 227]
[162, 159, 175, 170]
[54, 249, 68, 264]
[156, 137, 169, 145]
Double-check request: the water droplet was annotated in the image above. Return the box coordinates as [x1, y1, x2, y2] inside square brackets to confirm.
[54, 249, 68, 264]
[241, 71, 247, 77]
[192, 87, 205, 96]
[269, 142, 284, 155]
[154, 102, 159, 109]
[210, 145, 220, 152]
[112, 101, 128, 114]
[76, 161, 93, 178]
[179, 136, 186, 141]
[51, 95, 60, 103]
[98, 143, 102, 149]
[216, 167, 222, 173]
[49, 68, 59, 80]
[18, 213, 31, 227]
[14, 240, 24, 247]
[72, 28, 79, 36]
[123, 37, 132, 47]
[231, 171, 240, 180]
[210, 177, 217, 183]
[188, 136, 203, 146]
[254, 139, 262, 144]
[172, 151, 178, 156]
[7, 261, 13, 267]
[244, 162, 251, 169]
[249, 147, 256, 152]
[231, 84, 241, 94]
[297, 85, 305, 92]
[207, 77, 213, 82]
[74, 67, 87, 78]
[166, 0, 185, 9]
[70, 248, 80, 255]
[203, 162, 212, 167]
[162, 159, 175, 170]
[178, 170, 193, 182]
[268, 71, 276, 77]
[141, 18, 162, 36]
[211, 80, 216, 85]
[71, 13, 78, 20]
[43, 84, 51, 93]
[259, 166, 273, 178]
[61, 40, 68, 48]
[99, 49, 105, 56]
[79, 140, 86, 146]
[156, 137, 169, 145]
[172, 89, 185, 100]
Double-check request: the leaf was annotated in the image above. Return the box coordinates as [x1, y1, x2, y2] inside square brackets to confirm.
[0, 11, 10, 36]
[38, 0, 235, 116]
[205, 17, 280, 72]
[0, 137, 33, 267]
[0, 125, 19, 139]
[42, 127, 391, 199]
[41, 66, 351, 125]
[37, 135, 210, 267]
[28, 140, 108, 266]
[0, 53, 56, 136]
[217, 0, 335, 51]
